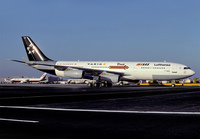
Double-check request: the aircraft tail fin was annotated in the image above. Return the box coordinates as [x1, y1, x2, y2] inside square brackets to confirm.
[39, 73, 47, 80]
[22, 36, 52, 61]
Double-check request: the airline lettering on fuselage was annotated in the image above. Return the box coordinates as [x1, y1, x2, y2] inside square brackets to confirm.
[136, 63, 150, 66]
[117, 63, 125, 65]
[57, 63, 77, 65]
[88, 63, 106, 65]
[154, 64, 171, 66]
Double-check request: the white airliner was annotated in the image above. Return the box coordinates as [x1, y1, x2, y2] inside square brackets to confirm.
[10, 36, 195, 87]
[10, 73, 47, 84]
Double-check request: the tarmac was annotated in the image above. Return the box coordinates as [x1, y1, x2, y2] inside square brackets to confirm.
[0, 84, 200, 139]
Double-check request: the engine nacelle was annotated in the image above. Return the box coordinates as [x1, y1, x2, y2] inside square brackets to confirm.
[100, 74, 120, 83]
[64, 70, 85, 78]
[55, 69, 85, 79]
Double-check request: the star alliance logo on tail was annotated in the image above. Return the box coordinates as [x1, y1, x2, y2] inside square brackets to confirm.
[27, 44, 35, 54]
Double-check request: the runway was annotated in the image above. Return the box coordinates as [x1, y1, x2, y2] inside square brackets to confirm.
[0, 84, 200, 139]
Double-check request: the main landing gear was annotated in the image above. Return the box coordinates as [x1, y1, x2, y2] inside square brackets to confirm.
[87, 81, 112, 87]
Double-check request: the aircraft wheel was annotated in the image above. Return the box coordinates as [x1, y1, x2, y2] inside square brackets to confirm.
[101, 82, 106, 87]
[93, 83, 100, 87]
[107, 83, 112, 87]
[172, 84, 175, 87]
[87, 83, 93, 87]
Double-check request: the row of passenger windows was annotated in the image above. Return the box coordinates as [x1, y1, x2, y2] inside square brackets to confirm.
[141, 67, 190, 70]
[141, 67, 166, 69]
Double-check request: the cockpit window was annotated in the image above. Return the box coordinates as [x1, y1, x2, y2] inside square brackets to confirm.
[184, 67, 191, 69]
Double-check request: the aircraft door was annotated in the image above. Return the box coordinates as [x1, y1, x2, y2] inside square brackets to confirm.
[172, 64, 177, 74]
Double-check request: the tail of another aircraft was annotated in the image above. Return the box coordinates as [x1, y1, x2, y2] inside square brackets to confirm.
[22, 36, 52, 61]
[39, 73, 47, 81]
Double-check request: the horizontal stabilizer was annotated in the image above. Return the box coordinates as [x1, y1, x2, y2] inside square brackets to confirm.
[8, 59, 26, 64]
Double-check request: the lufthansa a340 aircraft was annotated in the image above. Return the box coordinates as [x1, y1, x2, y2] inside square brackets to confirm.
[10, 36, 195, 87]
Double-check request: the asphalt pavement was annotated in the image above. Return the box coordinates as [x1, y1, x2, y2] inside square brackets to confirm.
[0, 84, 200, 139]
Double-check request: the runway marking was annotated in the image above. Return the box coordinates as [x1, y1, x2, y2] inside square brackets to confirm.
[1, 106, 200, 115]
[0, 118, 39, 123]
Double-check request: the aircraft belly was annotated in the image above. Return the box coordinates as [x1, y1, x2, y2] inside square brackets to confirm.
[134, 71, 153, 80]
[152, 75, 187, 80]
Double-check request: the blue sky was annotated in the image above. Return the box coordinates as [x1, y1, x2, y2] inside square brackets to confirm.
[0, 0, 200, 78]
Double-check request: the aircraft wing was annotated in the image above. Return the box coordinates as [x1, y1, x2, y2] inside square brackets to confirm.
[9, 59, 128, 76]
[35, 62, 128, 76]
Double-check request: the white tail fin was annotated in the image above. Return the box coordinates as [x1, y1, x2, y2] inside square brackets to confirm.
[39, 73, 47, 81]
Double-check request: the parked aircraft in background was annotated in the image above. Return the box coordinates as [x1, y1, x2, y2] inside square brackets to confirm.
[10, 36, 195, 87]
[10, 73, 47, 84]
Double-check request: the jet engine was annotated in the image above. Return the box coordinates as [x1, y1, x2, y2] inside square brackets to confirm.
[100, 74, 120, 83]
[64, 70, 85, 78]
[55, 69, 85, 79]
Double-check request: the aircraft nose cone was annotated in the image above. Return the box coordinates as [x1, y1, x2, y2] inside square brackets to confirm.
[191, 70, 195, 76]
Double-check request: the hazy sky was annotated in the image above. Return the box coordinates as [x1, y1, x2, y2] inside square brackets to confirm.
[0, 0, 200, 78]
